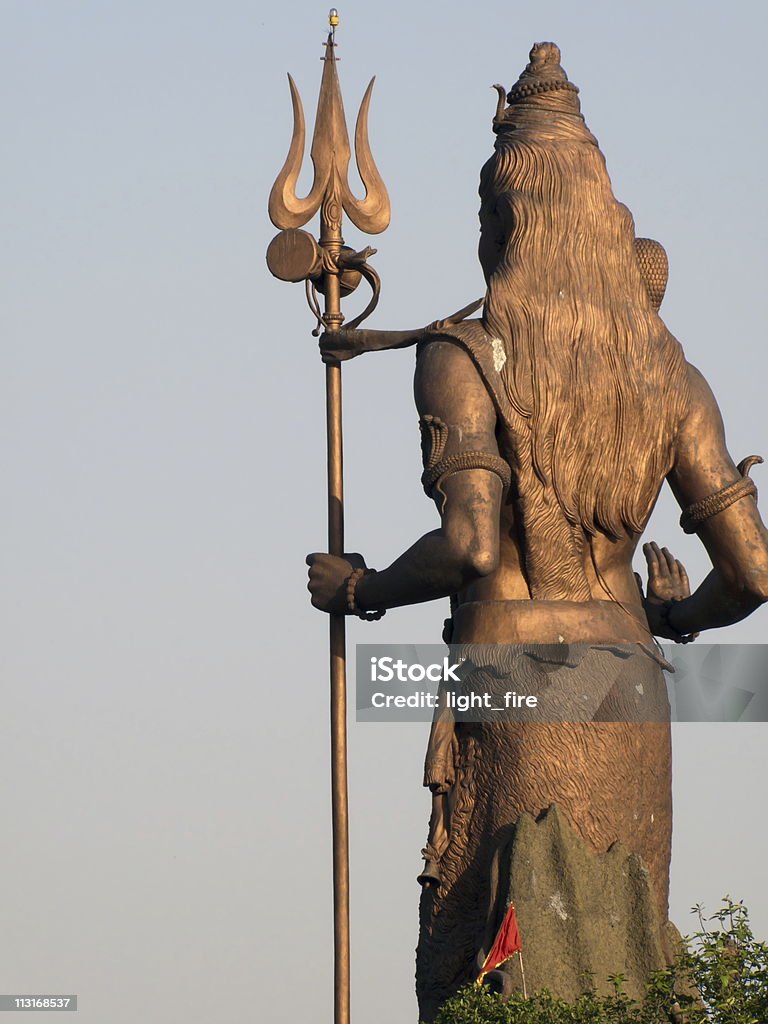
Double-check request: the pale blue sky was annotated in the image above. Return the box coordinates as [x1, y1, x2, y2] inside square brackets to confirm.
[2, 2, 767, 1021]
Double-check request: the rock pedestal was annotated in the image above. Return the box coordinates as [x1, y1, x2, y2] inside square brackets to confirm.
[486, 805, 679, 1002]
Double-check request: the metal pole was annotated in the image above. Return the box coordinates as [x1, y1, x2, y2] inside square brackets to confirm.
[324, 262, 350, 1024]
[267, 19, 390, 1021]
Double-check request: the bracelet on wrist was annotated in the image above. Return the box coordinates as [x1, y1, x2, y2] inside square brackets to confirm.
[346, 567, 386, 621]
[660, 600, 696, 644]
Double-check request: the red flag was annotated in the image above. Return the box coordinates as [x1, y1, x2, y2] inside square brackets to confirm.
[477, 903, 522, 982]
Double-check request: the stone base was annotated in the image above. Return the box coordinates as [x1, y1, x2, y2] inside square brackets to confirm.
[484, 805, 677, 1003]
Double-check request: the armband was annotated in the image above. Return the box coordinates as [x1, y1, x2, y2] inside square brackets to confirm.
[419, 414, 449, 469]
[679, 455, 762, 535]
[421, 451, 512, 498]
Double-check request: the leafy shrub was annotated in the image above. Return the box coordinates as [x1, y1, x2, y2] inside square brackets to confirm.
[677, 898, 768, 1024]
[432, 898, 768, 1024]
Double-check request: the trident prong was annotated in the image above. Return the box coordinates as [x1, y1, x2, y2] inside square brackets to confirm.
[268, 34, 390, 236]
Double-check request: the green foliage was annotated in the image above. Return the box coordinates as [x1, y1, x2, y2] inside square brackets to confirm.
[677, 898, 768, 1024]
[432, 898, 768, 1024]
[431, 981, 673, 1024]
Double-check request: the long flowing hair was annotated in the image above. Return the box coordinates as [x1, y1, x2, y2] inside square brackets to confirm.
[481, 119, 689, 599]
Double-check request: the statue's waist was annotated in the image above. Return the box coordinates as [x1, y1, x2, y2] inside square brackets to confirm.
[452, 599, 650, 644]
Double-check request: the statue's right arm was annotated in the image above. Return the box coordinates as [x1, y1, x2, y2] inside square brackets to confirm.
[319, 327, 424, 363]
[354, 339, 503, 611]
[319, 300, 485, 362]
[663, 362, 768, 635]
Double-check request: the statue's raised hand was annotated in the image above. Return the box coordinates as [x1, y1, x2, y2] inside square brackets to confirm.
[640, 541, 698, 642]
[643, 542, 690, 603]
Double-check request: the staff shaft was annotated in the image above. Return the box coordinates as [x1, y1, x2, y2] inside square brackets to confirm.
[325, 272, 351, 1024]
[268, 27, 389, 1022]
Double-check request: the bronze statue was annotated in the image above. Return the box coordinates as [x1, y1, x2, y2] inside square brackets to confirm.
[276, 31, 768, 1023]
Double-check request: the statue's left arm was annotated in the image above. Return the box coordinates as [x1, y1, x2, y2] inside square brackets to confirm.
[657, 362, 768, 637]
[307, 339, 507, 614]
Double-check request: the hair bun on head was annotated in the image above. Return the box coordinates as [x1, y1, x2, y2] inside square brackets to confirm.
[493, 40, 581, 132]
[529, 41, 561, 65]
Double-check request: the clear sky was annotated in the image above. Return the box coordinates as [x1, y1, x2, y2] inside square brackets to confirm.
[2, 2, 766, 1022]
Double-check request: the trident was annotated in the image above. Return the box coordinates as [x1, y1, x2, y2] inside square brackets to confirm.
[267, 11, 390, 1024]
